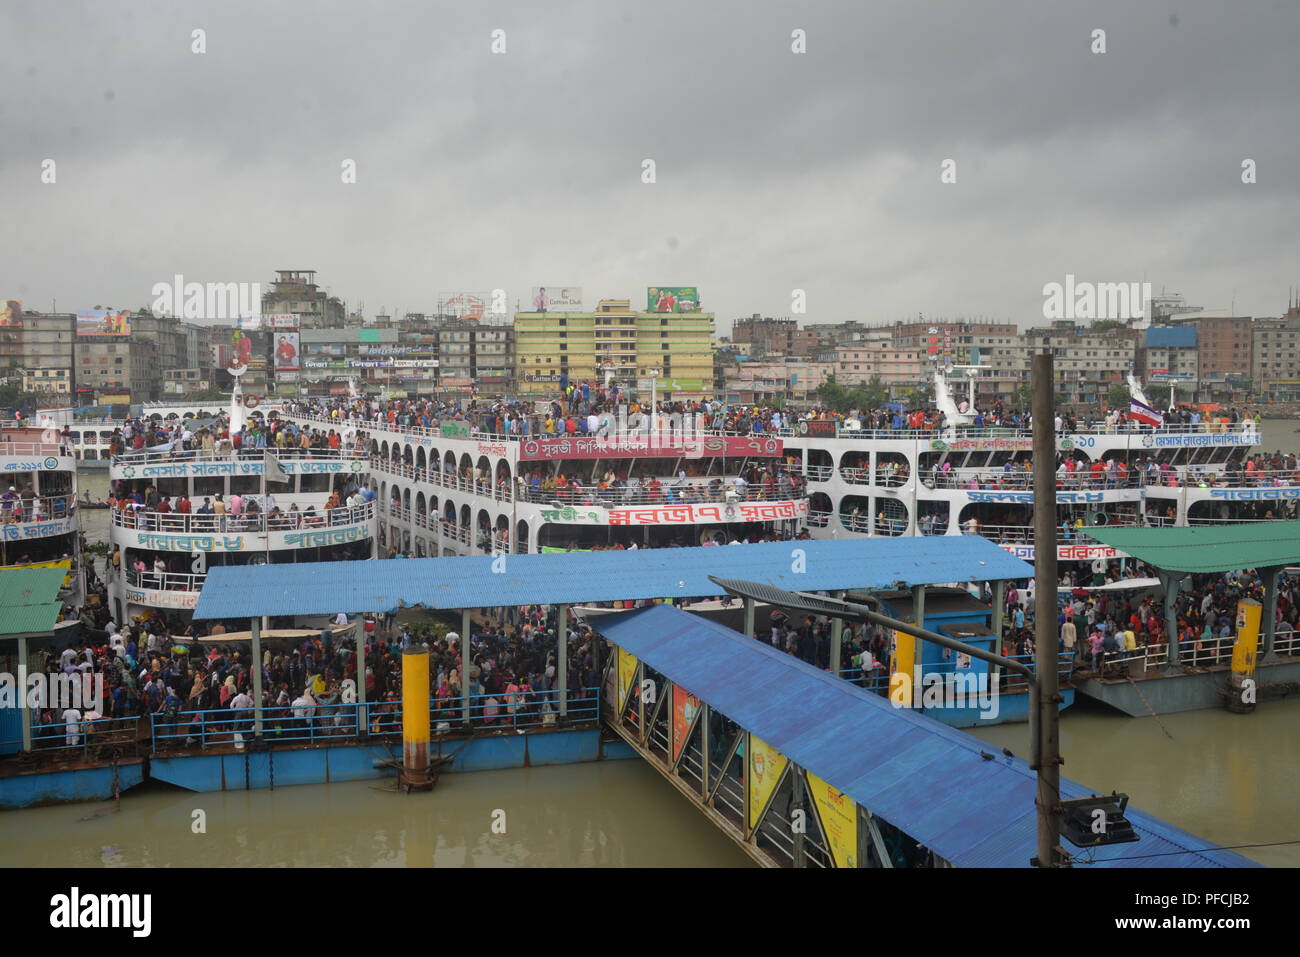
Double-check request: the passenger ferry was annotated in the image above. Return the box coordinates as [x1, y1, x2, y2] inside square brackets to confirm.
[0, 427, 84, 608]
[278, 373, 1273, 567]
[95, 398, 378, 625]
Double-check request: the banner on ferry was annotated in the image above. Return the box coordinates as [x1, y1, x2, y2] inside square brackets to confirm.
[519, 435, 783, 461]
[798, 419, 837, 438]
[998, 543, 1128, 562]
[608, 500, 807, 526]
[76, 309, 132, 337]
[806, 770, 857, 868]
[616, 648, 638, 714]
[931, 436, 1032, 452]
[747, 735, 788, 830]
[671, 685, 700, 764]
[124, 585, 199, 610]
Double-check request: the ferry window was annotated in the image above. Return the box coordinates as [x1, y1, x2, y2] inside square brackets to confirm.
[299, 472, 332, 493]
[157, 479, 186, 498]
[195, 477, 224, 498]
[231, 475, 260, 496]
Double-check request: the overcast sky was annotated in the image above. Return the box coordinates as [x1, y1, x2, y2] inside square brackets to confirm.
[3, 1, 1298, 335]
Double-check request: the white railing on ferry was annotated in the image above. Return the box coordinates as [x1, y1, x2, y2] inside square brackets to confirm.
[0, 495, 76, 523]
[113, 501, 375, 534]
[0, 441, 68, 457]
[123, 569, 205, 592]
[282, 405, 1259, 442]
[112, 447, 368, 466]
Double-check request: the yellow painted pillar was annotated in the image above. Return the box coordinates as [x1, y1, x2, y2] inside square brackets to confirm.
[401, 646, 431, 790]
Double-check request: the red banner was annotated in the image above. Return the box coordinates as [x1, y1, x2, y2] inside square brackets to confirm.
[519, 435, 783, 461]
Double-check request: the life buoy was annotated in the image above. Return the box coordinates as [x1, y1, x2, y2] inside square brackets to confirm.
[244, 395, 260, 409]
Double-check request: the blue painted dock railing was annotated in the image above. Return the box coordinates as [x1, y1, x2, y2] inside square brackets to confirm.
[0, 718, 142, 761]
[149, 687, 602, 753]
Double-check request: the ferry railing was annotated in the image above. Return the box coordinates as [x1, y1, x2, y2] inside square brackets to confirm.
[998, 652, 1075, 693]
[283, 404, 1261, 442]
[124, 568, 206, 592]
[112, 501, 375, 534]
[112, 446, 367, 466]
[0, 495, 75, 523]
[835, 667, 890, 697]
[0, 441, 66, 457]
[804, 465, 833, 481]
[18, 716, 134, 758]
[148, 686, 602, 752]
[807, 509, 830, 527]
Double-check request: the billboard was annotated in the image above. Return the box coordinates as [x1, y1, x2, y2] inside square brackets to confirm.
[239, 315, 263, 332]
[1, 299, 21, 327]
[437, 292, 489, 320]
[529, 286, 583, 312]
[76, 309, 132, 337]
[266, 313, 299, 329]
[273, 332, 300, 371]
[647, 286, 699, 313]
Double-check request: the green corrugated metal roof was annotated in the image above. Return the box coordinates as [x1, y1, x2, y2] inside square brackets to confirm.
[1085, 522, 1300, 574]
[0, 568, 67, 637]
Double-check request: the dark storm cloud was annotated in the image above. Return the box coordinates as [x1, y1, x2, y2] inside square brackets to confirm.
[1, 0, 1297, 331]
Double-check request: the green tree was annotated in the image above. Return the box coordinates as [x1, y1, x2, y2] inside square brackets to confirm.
[1107, 383, 1129, 408]
[861, 375, 888, 411]
[1014, 383, 1033, 409]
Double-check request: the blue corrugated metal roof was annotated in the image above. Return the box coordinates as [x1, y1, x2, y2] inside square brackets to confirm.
[1146, 326, 1197, 349]
[193, 537, 1032, 619]
[596, 604, 1257, 869]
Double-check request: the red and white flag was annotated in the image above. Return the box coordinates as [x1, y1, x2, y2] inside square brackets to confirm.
[1130, 397, 1162, 427]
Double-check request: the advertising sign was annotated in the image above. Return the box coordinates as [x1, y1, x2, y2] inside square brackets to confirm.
[76, 309, 132, 337]
[266, 314, 299, 329]
[530, 286, 583, 312]
[647, 286, 700, 313]
[671, 684, 700, 764]
[273, 332, 300, 371]
[437, 292, 489, 320]
[239, 315, 263, 332]
[927, 325, 940, 356]
[747, 734, 788, 831]
[617, 648, 638, 714]
[1, 299, 21, 327]
[806, 770, 857, 868]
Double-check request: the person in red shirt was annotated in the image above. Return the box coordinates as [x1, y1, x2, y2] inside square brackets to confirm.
[329, 432, 341, 451]
[177, 495, 192, 514]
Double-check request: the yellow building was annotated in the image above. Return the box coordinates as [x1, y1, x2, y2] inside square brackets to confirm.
[514, 298, 715, 400]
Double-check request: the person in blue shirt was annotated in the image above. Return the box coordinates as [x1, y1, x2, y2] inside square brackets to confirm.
[1013, 605, 1026, 631]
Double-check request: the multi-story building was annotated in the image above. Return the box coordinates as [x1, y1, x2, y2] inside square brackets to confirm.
[515, 297, 714, 401]
[1164, 315, 1252, 395]
[21, 367, 71, 395]
[437, 322, 513, 394]
[721, 359, 835, 405]
[0, 312, 77, 396]
[1139, 326, 1199, 395]
[75, 337, 153, 402]
[1018, 323, 1138, 405]
[261, 269, 345, 329]
[730, 316, 824, 357]
[1250, 316, 1300, 399]
[162, 369, 212, 396]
